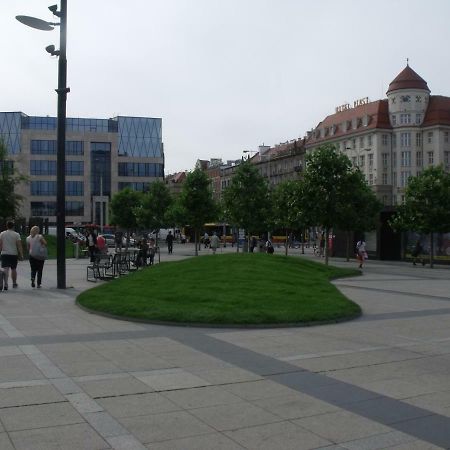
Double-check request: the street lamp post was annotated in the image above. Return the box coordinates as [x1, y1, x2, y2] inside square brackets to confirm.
[17, 1, 69, 289]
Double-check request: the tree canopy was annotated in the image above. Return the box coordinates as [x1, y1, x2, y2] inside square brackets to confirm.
[390, 165, 450, 266]
[271, 179, 310, 255]
[109, 187, 142, 240]
[174, 168, 217, 255]
[0, 140, 26, 223]
[301, 144, 381, 264]
[134, 181, 172, 232]
[223, 159, 270, 237]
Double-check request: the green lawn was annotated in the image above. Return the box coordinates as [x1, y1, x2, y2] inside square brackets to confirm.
[21, 235, 75, 259]
[77, 253, 361, 326]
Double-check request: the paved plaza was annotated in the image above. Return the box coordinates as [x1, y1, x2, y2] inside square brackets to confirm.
[0, 244, 449, 449]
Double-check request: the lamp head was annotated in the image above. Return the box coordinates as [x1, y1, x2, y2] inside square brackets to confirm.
[16, 15, 54, 31]
[45, 44, 60, 56]
[48, 5, 61, 17]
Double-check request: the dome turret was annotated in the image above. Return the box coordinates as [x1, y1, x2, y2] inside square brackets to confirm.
[387, 65, 430, 94]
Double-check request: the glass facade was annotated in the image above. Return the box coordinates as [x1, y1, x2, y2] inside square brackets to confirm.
[31, 140, 83, 155]
[31, 160, 57, 175]
[31, 140, 56, 155]
[22, 115, 117, 133]
[0, 112, 21, 154]
[118, 162, 164, 177]
[91, 142, 111, 196]
[117, 116, 162, 157]
[118, 181, 150, 192]
[31, 201, 84, 216]
[31, 180, 83, 196]
[66, 161, 84, 176]
[30, 160, 84, 176]
[1, 112, 164, 220]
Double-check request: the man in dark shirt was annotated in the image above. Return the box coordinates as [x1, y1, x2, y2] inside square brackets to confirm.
[165, 231, 174, 254]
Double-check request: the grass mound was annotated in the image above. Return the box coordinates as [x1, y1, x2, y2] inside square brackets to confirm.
[77, 253, 361, 326]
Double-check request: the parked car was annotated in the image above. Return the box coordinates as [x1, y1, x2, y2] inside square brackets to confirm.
[100, 234, 116, 247]
[99, 234, 136, 247]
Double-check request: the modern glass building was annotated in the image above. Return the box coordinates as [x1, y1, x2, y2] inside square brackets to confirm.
[0, 112, 164, 225]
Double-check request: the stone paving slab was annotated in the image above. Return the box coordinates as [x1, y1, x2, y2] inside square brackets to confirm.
[97, 392, 180, 418]
[145, 432, 245, 450]
[8, 423, 110, 450]
[0, 250, 450, 448]
[224, 421, 332, 449]
[0, 402, 84, 432]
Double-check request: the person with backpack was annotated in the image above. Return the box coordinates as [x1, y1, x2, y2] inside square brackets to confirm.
[265, 239, 275, 254]
[26, 225, 47, 288]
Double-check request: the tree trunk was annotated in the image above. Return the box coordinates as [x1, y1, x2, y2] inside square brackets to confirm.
[194, 229, 198, 256]
[346, 230, 351, 262]
[285, 229, 288, 256]
[325, 227, 329, 265]
[126, 228, 130, 252]
[301, 229, 305, 254]
[430, 232, 433, 268]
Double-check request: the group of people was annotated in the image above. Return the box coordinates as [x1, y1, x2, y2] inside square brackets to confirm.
[0, 221, 48, 290]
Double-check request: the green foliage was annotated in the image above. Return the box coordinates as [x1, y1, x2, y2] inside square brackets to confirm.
[223, 160, 270, 234]
[0, 140, 26, 222]
[109, 188, 142, 230]
[175, 168, 217, 230]
[336, 169, 382, 232]
[272, 179, 310, 231]
[77, 253, 361, 325]
[390, 165, 450, 233]
[134, 181, 172, 231]
[302, 144, 354, 230]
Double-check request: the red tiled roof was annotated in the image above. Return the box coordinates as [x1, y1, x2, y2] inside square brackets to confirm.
[172, 171, 186, 183]
[423, 96, 450, 126]
[387, 65, 430, 94]
[306, 100, 391, 145]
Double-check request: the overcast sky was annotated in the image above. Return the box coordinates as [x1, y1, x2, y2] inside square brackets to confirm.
[2, 0, 450, 174]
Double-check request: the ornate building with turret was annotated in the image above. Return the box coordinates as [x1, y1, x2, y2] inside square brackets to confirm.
[306, 64, 450, 207]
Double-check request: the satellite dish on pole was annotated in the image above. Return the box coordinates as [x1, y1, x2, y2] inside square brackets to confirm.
[16, 15, 54, 31]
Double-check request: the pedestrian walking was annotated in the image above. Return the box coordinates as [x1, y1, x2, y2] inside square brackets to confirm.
[26, 226, 47, 288]
[412, 239, 426, 266]
[86, 230, 98, 262]
[0, 221, 24, 291]
[356, 239, 367, 269]
[319, 231, 325, 257]
[250, 236, 257, 253]
[203, 232, 210, 248]
[265, 239, 275, 254]
[148, 238, 156, 265]
[210, 232, 220, 254]
[114, 230, 123, 253]
[166, 230, 174, 254]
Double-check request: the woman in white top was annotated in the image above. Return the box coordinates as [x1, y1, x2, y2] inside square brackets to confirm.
[26, 226, 47, 288]
[356, 240, 367, 269]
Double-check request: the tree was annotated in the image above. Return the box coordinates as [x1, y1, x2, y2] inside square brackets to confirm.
[390, 165, 450, 267]
[223, 160, 270, 251]
[272, 179, 310, 255]
[0, 140, 26, 223]
[109, 188, 142, 249]
[336, 169, 382, 261]
[302, 144, 355, 265]
[134, 181, 172, 247]
[175, 168, 217, 256]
